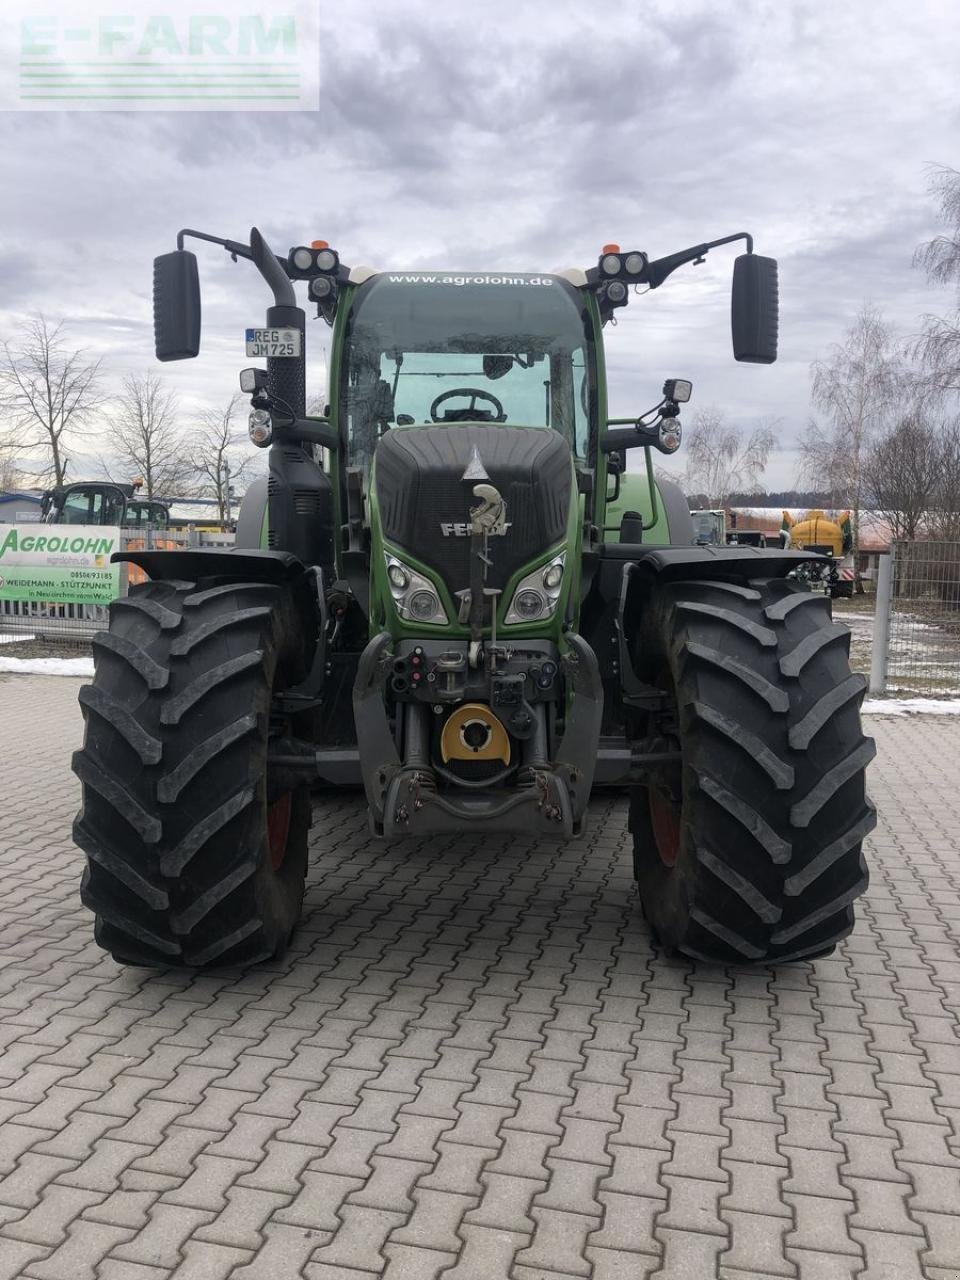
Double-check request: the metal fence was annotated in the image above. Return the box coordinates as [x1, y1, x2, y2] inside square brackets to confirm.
[871, 541, 960, 696]
[0, 528, 233, 649]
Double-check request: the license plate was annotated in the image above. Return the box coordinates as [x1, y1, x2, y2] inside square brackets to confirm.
[244, 328, 301, 358]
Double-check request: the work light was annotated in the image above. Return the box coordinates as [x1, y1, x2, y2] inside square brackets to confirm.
[663, 378, 692, 403]
[239, 367, 267, 394]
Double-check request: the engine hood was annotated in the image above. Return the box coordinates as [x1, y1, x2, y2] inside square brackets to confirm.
[373, 424, 573, 598]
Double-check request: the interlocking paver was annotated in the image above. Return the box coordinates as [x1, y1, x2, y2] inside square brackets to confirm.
[6, 683, 960, 1277]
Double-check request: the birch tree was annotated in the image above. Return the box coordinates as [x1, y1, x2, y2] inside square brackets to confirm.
[913, 165, 960, 397]
[683, 409, 777, 508]
[803, 304, 901, 583]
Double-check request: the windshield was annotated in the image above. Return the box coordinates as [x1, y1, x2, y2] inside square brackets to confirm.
[339, 273, 593, 469]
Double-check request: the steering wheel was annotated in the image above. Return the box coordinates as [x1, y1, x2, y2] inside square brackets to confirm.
[430, 388, 507, 423]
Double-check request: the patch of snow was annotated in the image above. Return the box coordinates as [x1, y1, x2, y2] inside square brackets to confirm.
[862, 698, 960, 716]
[0, 656, 92, 677]
[0, 633, 35, 645]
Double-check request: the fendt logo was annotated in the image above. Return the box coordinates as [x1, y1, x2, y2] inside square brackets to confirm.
[5, 2, 319, 112]
[440, 522, 512, 538]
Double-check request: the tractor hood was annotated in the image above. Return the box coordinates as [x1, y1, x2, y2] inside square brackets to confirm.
[373, 424, 572, 599]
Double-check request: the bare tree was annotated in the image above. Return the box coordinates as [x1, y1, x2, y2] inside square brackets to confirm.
[109, 373, 189, 500]
[931, 418, 960, 540]
[191, 395, 252, 520]
[862, 413, 941, 541]
[803, 304, 901, 583]
[0, 438, 21, 491]
[913, 166, 960, 396]
[0, 315, 104, 485]
[683, 409, 776, 508]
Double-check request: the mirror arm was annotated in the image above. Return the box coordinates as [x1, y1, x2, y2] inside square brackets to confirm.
[645, 231, 754, 289]
[175, 227, 296, 305]
[249, 227, 297, 307]
[177, 228, 255, 262]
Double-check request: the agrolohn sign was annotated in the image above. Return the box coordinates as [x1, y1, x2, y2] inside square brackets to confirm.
[0, 523, 121, 606]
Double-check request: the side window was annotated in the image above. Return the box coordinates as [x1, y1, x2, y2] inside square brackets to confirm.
[62, 490, 98, 524]
[572, 351, 589, 458]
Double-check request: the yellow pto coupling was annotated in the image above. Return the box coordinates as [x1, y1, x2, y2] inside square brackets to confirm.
[440, 703, 511, 764]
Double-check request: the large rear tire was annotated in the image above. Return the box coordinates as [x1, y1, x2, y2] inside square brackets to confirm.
[73, 578, 312, 968]
[629, 577, 875, 963]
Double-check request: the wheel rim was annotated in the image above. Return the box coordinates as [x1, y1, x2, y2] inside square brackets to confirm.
[649, 786, 681, 868]
[267, 792, 292, 871]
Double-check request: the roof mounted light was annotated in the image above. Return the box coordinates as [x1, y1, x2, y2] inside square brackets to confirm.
[287, 244, 341, 279]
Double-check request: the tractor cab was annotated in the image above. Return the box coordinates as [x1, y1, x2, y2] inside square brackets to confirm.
[41, 481, 169, 529]
[41, 482, 131, 526]
[339, 273, 592, 471]
[124, 498, 170, 530]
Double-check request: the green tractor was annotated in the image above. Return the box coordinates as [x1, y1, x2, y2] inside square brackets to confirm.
[72, 226, 875, 968]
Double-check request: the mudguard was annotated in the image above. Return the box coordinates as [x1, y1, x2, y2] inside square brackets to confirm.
[602, 544, 821, 577]
[113, 547, 305, 584]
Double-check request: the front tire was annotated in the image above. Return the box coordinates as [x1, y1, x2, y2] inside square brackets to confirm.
[629, 577, 875, 963]
[73, 578, 312, 968]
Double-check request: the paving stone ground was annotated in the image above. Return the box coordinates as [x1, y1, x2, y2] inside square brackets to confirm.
[1, 674, 960, 1280]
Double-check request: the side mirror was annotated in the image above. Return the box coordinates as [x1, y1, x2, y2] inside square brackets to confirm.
[731, 253, 778, 364]
[153, 249, 201, 361]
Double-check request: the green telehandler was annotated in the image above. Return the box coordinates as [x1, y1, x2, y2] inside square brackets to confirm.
[72, 226, 875, 968]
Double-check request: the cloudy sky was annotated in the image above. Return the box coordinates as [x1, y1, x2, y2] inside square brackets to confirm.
[0, 0, 958, 490]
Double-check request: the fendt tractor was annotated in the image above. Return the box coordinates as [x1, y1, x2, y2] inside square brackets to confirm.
[72, 226, 876, 969]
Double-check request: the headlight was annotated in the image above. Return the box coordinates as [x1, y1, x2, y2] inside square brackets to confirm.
[600, 253, 622, 275]
[314, 248, 337, 272]
[504, 551, 566, 625]
[384, 553, 448, 624]
[291, 247, 314, 271]
[408, 590, 442, 621]
[513, 589, 545, 619]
